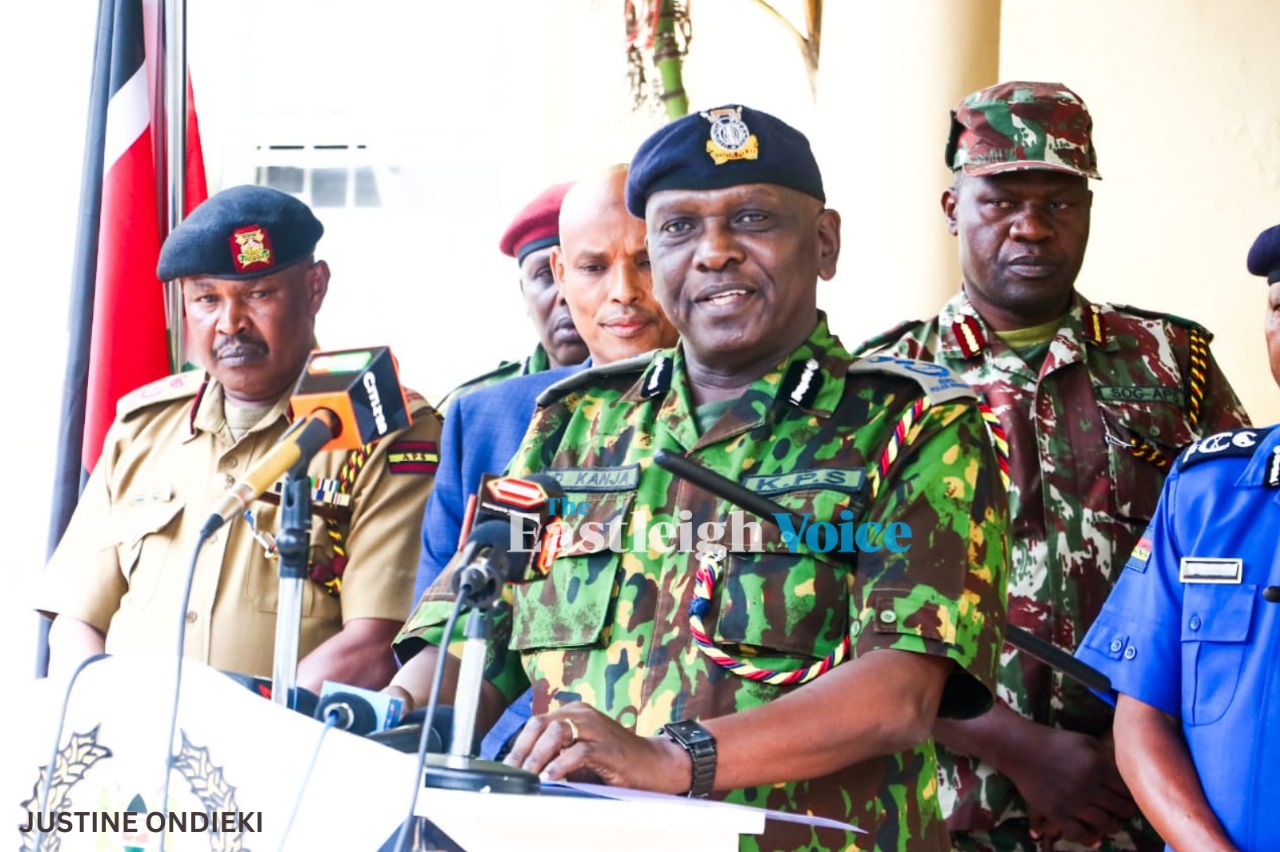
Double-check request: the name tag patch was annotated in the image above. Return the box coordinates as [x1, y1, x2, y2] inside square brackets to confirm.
[1097, 386, 1186, 406]
[743, 468, 866, 497]
[1179, 557, 1243, 584]
[125, 484, 173, 505]
[548, 464, 640, 492]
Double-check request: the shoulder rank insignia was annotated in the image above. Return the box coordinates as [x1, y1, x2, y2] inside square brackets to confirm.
[952, 315, 988, 358]
[847, 354, 977, 405]
[702, 106, 759, 165]
[117, 370, 205, 420]
[536, 351, 656, 406]
[1179, 426, 1275, 470]
[230, 225, 273, 273]
[642, 353, 673, 399]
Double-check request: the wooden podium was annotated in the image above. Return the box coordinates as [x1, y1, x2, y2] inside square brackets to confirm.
[4, 654, 764, 850]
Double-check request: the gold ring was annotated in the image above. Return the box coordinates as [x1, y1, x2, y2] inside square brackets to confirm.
[564, 718, 580, 747]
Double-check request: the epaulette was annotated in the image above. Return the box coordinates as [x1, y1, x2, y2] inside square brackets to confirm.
[436, 360, 522, 410]
[1109, 303, 1213, 342]
[535, 351, 655, 406]
[850, 319, 926, 357]
[846, 353, 978, 405]
[116, 370, 205, 420]
[1177, 426, 1275, 470]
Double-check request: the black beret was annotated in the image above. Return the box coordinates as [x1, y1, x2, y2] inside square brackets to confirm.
[1247, 223, 1280, 284]
[157, 184, 324, 281]
[625, 104, 825, 218]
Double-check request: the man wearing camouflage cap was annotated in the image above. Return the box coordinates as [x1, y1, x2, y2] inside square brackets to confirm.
[390, 105, 1010, 851]
[38, 184, 442, 693]
[855, 81, 1250, 850]
[1071, 222, 1280, 852]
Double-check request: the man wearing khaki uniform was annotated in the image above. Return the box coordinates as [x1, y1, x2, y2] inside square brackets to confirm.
[38, 185, 441, 692]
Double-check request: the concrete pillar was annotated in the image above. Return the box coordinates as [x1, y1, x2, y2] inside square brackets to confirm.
[814, 0, 1002, 347]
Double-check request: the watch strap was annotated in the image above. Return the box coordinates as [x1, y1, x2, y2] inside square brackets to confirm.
[662, 719, 717, 798]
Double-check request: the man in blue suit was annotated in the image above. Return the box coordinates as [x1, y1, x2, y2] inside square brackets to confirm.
[408, 164, 678, 756]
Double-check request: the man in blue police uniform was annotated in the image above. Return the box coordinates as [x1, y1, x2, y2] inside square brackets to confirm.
[1076, 222, 1280, 851]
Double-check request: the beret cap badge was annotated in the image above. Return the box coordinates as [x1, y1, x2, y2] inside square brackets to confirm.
[703, 106, 759, 166]
[229, 225, 274, 274]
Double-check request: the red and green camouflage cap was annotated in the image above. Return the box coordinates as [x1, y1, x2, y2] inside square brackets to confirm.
[945, 81, 1102, 180]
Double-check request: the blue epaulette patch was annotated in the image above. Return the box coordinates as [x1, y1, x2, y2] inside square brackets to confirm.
[1178, 426, 1275, 470]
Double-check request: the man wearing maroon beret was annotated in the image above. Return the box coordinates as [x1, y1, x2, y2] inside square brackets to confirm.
[439, 183, 589, 409]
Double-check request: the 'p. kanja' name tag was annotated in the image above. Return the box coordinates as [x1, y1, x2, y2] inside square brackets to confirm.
[1179, 557, 1243, 584]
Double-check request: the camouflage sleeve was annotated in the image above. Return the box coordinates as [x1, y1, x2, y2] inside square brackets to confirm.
[851, 400, 1010, 719]
[391, 399, 576, 702]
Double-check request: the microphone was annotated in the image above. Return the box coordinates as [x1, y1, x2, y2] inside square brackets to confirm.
[200, 346, 411, 537]
[455, 472, 568, 589]
[451, 519, 520, 609]
[314, 682, 404, 735]
[1264, 586, 1280, 603]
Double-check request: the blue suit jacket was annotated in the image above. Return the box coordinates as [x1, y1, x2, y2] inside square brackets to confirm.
[413, 362, 587, 757]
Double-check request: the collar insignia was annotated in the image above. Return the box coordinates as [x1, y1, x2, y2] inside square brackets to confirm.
[952, 315, 987, 358]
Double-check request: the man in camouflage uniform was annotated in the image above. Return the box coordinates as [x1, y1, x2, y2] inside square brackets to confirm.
[38, 185, 442, 693]
[854, 81, 1250, 851]
[389, 105, 1010, 851]
[437, 182, 589, 409]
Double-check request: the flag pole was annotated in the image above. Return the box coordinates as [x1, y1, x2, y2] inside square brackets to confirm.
[40, 0, 118, 678]
[162, 0, 187, 371]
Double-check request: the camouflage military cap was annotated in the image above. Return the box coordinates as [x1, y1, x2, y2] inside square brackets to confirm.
[1247, 223, 1280, 283]
[945, 81, 1102, 180]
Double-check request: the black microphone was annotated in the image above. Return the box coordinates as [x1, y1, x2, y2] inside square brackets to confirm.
[1264, 586, 1280, 603]
[650, 449, 1114, 696]
[451, 519, 519, 609]
[201, 346, 411, 537]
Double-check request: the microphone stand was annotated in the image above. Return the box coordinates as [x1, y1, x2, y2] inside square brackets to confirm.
[271, 461, 311, 709]
[421, 537, 539, 795]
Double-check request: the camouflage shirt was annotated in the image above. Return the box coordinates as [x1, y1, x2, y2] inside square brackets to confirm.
[436, 344, 555, 411]
[855, 291, 1249, 846]
[398, 316, 1010, 852]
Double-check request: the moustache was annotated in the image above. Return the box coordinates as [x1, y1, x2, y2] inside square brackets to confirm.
[213, 336, 268, 360]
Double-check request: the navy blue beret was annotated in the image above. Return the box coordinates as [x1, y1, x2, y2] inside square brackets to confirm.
[157, 184, 324, 281]
[625, 104, 825, 218]
[1247, 223, 1280, 284]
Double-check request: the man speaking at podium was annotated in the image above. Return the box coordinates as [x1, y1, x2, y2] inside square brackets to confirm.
[389, 106, 1010, 851]
[37, 185, 442, 693]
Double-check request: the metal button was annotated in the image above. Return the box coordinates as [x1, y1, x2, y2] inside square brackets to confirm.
[878, 610, 897, 625]
[1123, 645, 1137, 660]
[186, 611, 198, 624]
[225, 457, 239, 469]
[1188, 615, 1202, 632]
[850, 620, 862, 637]
[1109, 638, 1124, 653]
[223, 474, 235, 487]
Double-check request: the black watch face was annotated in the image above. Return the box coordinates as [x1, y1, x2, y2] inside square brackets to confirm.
[667, 720, 714, 745]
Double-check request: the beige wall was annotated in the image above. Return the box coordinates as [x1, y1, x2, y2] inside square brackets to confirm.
[1000, 0, 1280, 423]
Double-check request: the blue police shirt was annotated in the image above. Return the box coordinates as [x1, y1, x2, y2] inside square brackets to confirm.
[1077, 424, 1280, 851]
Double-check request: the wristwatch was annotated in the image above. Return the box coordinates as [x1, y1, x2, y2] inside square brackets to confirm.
[661, 719, 717, 798]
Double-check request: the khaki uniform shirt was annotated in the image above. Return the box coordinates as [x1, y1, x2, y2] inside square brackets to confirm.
[38, 371, 442, 678]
